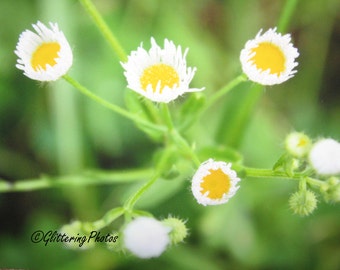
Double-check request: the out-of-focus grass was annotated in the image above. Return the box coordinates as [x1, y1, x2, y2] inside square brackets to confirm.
[0, 0, 340, 269]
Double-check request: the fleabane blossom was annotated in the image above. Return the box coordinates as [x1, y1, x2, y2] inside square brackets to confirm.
[240, 28, 299, 85]
[121, 37, 204, 103]
[191, 159, 240, 206]
[309, 138, 340, 175]
[123, 217, 171, 259]
[285, 132, 311, 158]
[15, 21, 73, 81]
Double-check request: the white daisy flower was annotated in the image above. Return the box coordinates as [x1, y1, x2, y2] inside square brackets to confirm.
[123, 217, 171, 259]
[15, 21, 73, 81]
[285, 132, 311, 158]
[309, 138, 340, 175]
[121, 37, 204, 103]
[191, 159, 241, 206]
[240, 28, 299, 85]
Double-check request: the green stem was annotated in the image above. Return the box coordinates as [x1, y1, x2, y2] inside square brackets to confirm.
[79, 0, 127, 62]
[277, 0, 299, 33]
[160, 103, 200, 167]
[124, 173, 160, 213]
[0, 168, 152, 193]
[92, 207, 125, 230]
[171, 129, 201, 167]
[204, 73, 247, 112]
[244, 167, 302, 180]
[160, 103, 174, 131]
[306, 177, 325, 188]
[244, 167, 324, 187]
[123, 147, 174, 211]
[143, 99, 163, 125]
[63, 74, 166, 133]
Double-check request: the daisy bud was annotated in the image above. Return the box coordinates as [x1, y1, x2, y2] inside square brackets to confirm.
[289, 190, 317, 216]
[59, 221, 95, 250]
[162, 217, 188, 244]
[285, 132, 311, 158]
[309, 138, 340, 175]
[123, 217, 171, 259]
[322, 177, 340, 203]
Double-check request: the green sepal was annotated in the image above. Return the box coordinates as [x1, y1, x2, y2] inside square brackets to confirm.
[273, 153, 289, 171]
[273, 153, 298, 177]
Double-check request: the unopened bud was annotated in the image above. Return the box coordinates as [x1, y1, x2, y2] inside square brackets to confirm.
[289, 190, 317, 216]
[162, 217, 188, 244]
[285, 132, 311, 158]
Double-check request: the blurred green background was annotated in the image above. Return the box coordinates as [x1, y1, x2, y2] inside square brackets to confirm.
[1, 0, 340, 269]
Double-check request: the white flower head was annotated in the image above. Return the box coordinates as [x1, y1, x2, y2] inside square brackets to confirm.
[15, 21, 73, 81]
[285, 132, 311, 158]
[309, 138, 340, 175]
[123, 217, 171, 259]
[240, 28, 299, 85]
[121, 37, 204, 103]
[191, 159, 241, 206]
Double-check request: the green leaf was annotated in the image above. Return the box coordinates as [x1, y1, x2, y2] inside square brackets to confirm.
[215, 82, 263, 148]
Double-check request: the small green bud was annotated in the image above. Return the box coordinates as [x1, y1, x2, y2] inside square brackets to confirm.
[106, 231, 121, 251]
[162, 217, 188, 244]
[59, 221, 95, 250]
[285, 132, 311, 158]
[322, 177, 340, 203]
[161, 165, 180, 180]
[328, 177, 339, 187]
[289, 190, 317, 216]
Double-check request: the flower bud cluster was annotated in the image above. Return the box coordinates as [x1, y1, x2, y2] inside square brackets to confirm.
[283, 132, 340, 214]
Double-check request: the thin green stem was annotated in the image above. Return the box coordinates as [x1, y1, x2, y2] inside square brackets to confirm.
[123, 147, 174, 211]
[160, 103, 174, 131]
[124, 173, 160, 213]
[92, 207, 125, 230]
[203, 74, 247, 113]
[159, 103, 200, 167]
[277, 0, 299, 33]
[63, 74, 166, 133]
[244, 167, 324, 187]
[143, 99, 163, 125]
[306, 177, 325, 188]
[171, 129, 201, 167]
[0, 168, 153, 193]
[79, 0, 127, 62]
[244, 167, 301, 180]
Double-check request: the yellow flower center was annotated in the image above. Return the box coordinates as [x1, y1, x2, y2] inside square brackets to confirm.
[297, 137, 308, 147]
[31, 42, 61, 71]
[200, 168, 231, 199]
[140, 63, 180, 93]
[250, 42, 285, 75]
